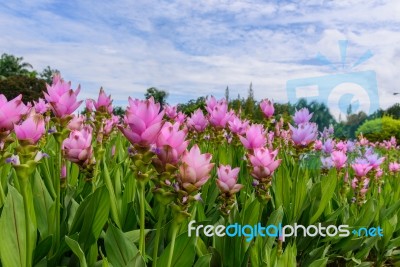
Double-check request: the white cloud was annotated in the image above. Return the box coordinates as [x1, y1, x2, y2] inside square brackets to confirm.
[0, 0, 399, 114]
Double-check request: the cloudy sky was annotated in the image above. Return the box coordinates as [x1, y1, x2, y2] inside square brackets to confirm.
[1, 0, 399, 116]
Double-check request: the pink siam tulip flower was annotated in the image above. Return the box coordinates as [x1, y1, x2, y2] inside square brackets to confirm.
[228, 116, 249, 135]
[164, 105, 178, 119]
[239, 124, 266, 150]
[293, 108, 313, 125]
[178, 145, 214, 192]
[205, 96, 218, 113]
[248, 148, 281, 180]
[61, 164, 67, 179]
[93, 87, 113, 114]
[103, 118, 115, 136]
[119, 97, 164, 147]
[330, 150, 347, 170]
[346, 141, 356, 152]
[187, 109, 208, 132]
[389, 162, 400, 173]
[375, 168, 383, 178]
[43, 74, 83, 118]
[155, 122, 189, 166]
[352, 158, 373, 177]
[320, 156, 333, 169]
[216, 164, 243, 194]
[208, 100, 231, 128]
[14, 114, 45, 144]
[314, 140, 323, 150]
[335, 141, 347, 152]
[322, 139, 335, 154]
[365, 153, 385, 170]
[289, 122, 318, 147]
[62, 126, 94, 166]
[0, 94, 28, 132]
[67, 115, 85, 131]
[33, 98, 49, 114]
[174, 112, 186, 124]
[351, 178, 358, 189]
[85, 99, 94, 113]
[260, 99, 274, 118]
[358, 134, 369, 146]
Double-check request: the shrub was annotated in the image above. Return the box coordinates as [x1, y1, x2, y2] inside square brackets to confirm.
[356, 116, 400, 142]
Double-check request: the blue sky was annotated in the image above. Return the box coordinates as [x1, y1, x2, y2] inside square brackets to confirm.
[1, 0, 400, 118]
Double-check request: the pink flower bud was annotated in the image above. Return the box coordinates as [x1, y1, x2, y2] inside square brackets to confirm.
[118, 97, 164, 147]
[62, 126, 94, 166]
[93, 87, 113, 114]
[187, 109, 208, 132]
[260, 99, 274, 118]
[216, 164, 243, 194]
[248, 148, 281, 180]
[14, 114, 45, 144]
[43, 74, 83, 118]
[239, 124, 266, 149]
[0, 94, 28, 132]
[178, 145, 214, 192]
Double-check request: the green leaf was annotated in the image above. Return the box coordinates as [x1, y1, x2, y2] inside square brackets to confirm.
[0, 186, 26, 267]
[103, 160, 122, 228]
[32, 170, 54, 238]
[65, 236, 88, 267]
[33, 235, 52, 266]
[310, 170, 337, 224]
[157, 233, 196, 267]
[193, 254, 212, 267]
[308, 258, 328, 267]
[105, 223, 138, 267]
[78, 186, 111, 251]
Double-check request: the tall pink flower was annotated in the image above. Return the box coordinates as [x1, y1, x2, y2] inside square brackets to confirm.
[33, 98, 49, 114]
[293, 108, 313, 125]
[187, 109, 208, 132]
[43, 74, 83, 117]
[155, 122, 189, 165]
[93, 87, 113, 114]
[248, 148, 281, 180]
[62, 126, 94, 166]
[14, 114, 45, 144]
[0, 94, 28, 132]
[239, 124, 266, 149]
[178, 145, 214, 192]
[216, 165, 243, 194]
[389, 162, 400, 173]
[208, 100, 231, 128]
[352, 159, 373, 177]
[289, 122, 318, 146]
[67, 115, 85, 131]
[164, 105, 178, 119]
[330, 150, 347, 170]
[119, 97, 164, 147]
[260, 99, 274, 118]
[228, 116, 249, 135]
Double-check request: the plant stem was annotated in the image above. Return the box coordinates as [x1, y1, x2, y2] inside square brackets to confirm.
[166, 222, 179, 267]
[138, 181, 146, 256]
[19, 177, 36, 267]
[152, 206, 165, 267]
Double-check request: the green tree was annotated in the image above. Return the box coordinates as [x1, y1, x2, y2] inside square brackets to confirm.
[244, 83, 255, 118]
[40, 66, 59, 85]
[0, 75, 46, 103]
[0, 53, 33, 79]
[145, 87, 168, 109]
[178, 96, 206, 115]
[356, 116, 400, 141]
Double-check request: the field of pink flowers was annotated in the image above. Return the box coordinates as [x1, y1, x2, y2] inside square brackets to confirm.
[0, 74, 400, 267]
